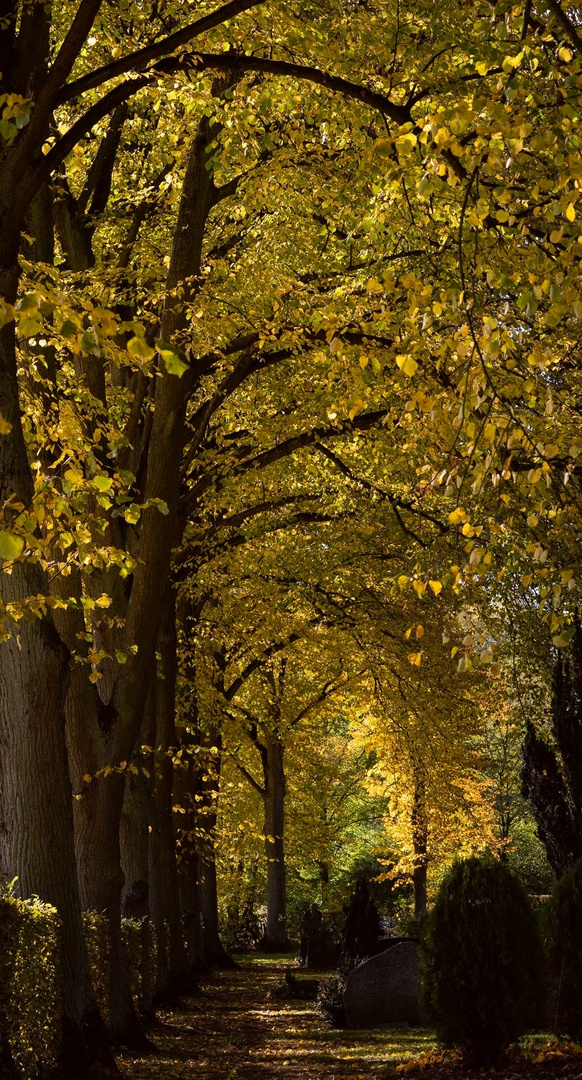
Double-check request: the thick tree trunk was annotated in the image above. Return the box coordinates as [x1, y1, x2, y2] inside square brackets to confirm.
[174, 599, 206, 974]
[261, 737, 290, 951]
[120, 760, 154, 1021]
[200, 854, 235, 967]
[139, 687, 172, 1005]
[178, 853, 206, 974]
[0, 314, 111, 1072]
[152, 589, 194, 993]
[75, 771, 147, 1047]
[52, 584, 149, 1049]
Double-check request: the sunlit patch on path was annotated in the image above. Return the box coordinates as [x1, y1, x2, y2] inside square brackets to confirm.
[117, 958, 434, 1080]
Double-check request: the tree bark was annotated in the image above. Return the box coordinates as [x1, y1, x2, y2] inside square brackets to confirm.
[151, 587, 195, 994]
[260, 736, 291, 950]
[120, 757, 154, 1022]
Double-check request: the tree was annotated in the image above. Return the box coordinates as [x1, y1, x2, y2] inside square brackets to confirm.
[522, 623, 582, 877]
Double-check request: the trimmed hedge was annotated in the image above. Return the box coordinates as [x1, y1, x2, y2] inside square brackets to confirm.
[0, 895, 61, 1079]
[1, 898, 156, 1079]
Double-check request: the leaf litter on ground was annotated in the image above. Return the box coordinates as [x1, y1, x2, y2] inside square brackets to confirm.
[116, 958, 582, 1080]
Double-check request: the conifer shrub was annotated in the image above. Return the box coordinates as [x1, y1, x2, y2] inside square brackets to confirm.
[545, 856, 582, 1038]
[340, 879, 381, 968]
[421, 855, 547, 1066]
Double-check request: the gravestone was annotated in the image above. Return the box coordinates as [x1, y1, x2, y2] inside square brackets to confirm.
[343, 940, 420, 1028]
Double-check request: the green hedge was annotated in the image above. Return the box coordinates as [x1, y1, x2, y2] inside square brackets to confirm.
[0, 895, 61, 1079]
[1, 899, 156, 1079]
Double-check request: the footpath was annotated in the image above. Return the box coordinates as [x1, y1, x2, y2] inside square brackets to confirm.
[116, 959, 423, 1080]
[117, 959, 582, 1080]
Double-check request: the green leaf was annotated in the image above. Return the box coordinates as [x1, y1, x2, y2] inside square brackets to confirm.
[59, 319, 79, 338]
[155, 339, 188, 377]
[0, 531, 25, 560]
[128, 336, 155, 362]
[93, 474, 113, 492]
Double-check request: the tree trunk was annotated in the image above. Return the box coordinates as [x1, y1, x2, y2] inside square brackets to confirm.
[261, 736, 290, 950]
[197, 727, 234, 967]
[0, 314, 111, 1073]
[120, 760, 154, 1022]
[200, 854, 235, 968]
[50, 107, 223, 1039]
[152, 588, 194, 993]
[411, 765, 428, 917]
[53, 583, 149, 1049]
[178, 851, 206, 975]
[174, 598, 206, 974]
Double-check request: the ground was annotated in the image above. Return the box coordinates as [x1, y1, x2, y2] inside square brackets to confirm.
[116, 957, 582, 1080]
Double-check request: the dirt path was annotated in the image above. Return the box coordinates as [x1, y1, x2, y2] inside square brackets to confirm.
[117, 960, 427, 1080]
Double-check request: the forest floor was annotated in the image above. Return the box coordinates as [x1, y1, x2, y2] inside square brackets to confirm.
[116, 956, 582, 1080]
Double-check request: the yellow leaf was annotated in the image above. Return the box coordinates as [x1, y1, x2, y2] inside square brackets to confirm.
[0, 531, 24, 560]
[429, 580, 442, 595]
[94, 594, 112, 608]
[397, 575, 409, 589]
[396, 354, 418, 377]
[395, 131, 418, 157]
[502, 51, 524, 71]
[366, 277, 384, 294]
[449, 508, 466, 524]
[566, 202, 576, 222]
[412, 580, 427, 598]
[558, 46, 574, 62]
[408, 651, 422, 666]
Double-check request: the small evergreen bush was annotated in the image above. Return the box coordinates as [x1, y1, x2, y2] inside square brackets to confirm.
[545, 856, 582, 1037]
[421, 855, 547, 1065]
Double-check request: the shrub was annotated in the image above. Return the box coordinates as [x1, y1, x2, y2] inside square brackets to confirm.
[340, 879, 380, 968]
[317, 975, 347, 1027]
[0, 899, 156, 1079]
[123, 916, 156, 1019]
[421, 855, 547, 1066]
[82, 911, 111, 1027]
[545, 855, 582, 1037]
[0, 895, 61, 1079]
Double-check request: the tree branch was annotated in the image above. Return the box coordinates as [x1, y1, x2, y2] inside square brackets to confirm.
[58, 0, 267, 103]
[547, 0, 582, 57]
